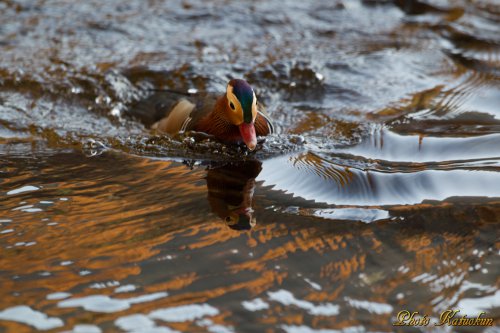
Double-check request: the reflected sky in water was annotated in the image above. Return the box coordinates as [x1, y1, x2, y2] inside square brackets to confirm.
[260, 151, 500, 206]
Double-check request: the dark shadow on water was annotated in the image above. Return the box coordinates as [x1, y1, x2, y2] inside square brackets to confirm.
[206, 160, 262, 231]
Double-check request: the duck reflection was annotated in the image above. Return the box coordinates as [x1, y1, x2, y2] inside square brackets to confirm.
[205, 160, 262, 230]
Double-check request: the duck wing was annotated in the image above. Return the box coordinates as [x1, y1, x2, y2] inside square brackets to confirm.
[128, 91, 218, 135]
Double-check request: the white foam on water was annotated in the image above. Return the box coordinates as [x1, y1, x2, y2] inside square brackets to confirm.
[457, 290, 500, 316]
[268, 290, 339, 316]
[313, 208, 389, 223]
[0, 305, 63, 330]
[241, 298, 269, 311]
[344, 297, 393, 314]
[115, 284, 137, 293]
[47, 292, 72, 300]
[58, 292, 167, 313]
[70, 324, 102, 333]
[149, 304, 219, 322]
[304, 278, 322, 291]
[6, 185, 40, 195]
[115, 314, 179, 333]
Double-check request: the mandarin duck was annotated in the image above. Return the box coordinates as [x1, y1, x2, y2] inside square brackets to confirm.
[131, 79, 274, 150]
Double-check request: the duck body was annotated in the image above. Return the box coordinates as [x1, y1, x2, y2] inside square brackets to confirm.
[131, 79, 273, 150]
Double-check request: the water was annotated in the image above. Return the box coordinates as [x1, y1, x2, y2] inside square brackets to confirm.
[1, 0, 499, 332]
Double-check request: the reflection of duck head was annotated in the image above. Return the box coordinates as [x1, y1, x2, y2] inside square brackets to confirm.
[206, 160, 262, 230]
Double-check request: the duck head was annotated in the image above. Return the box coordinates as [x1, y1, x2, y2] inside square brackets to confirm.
[225, 79, 258, 150]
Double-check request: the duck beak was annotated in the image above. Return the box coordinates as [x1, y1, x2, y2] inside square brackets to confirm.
[239, 122, 257, 151]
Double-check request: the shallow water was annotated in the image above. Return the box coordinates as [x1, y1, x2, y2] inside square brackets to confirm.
[1, 0, 499, 332]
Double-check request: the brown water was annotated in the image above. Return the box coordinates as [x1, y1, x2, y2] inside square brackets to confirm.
[1, 0, 499, 332]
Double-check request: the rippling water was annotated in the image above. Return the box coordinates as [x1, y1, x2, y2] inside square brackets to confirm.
[1, 0, 499, 332]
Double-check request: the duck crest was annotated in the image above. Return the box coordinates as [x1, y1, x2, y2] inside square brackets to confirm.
[229, 79, 254, 123]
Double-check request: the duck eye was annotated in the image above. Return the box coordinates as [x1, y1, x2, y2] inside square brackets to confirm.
[229, 102, 235, 110]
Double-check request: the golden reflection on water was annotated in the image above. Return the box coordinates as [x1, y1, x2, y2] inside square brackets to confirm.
[1, 147, 499, 331]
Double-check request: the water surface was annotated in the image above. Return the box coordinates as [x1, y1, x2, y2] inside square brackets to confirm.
[1, 0, 499, 332]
